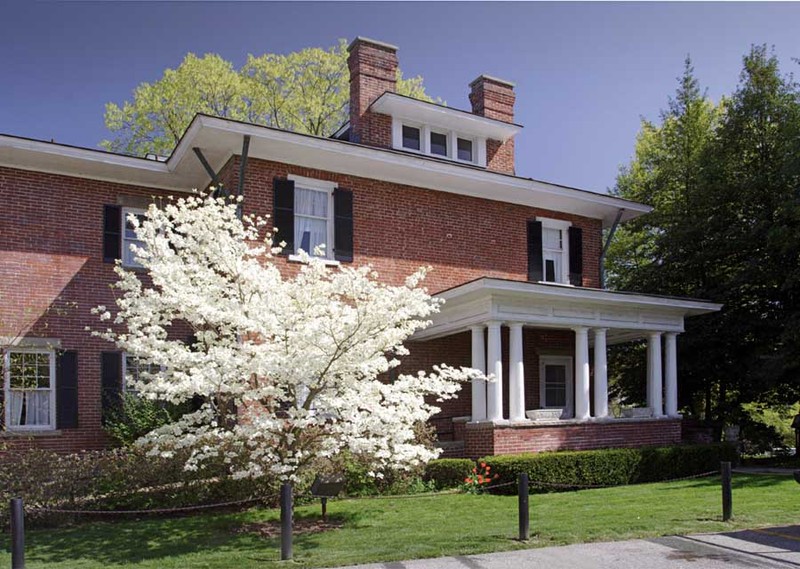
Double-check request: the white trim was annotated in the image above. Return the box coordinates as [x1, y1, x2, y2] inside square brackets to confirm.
[539, 355, 573, 417]
[288, 174, 336, 260]
[287, 174, 337, 192]
[537, 217, 572, 285]
[3, 347, 57, 432]
[287, 255, 341, 267]
[121, 206, 147, 268]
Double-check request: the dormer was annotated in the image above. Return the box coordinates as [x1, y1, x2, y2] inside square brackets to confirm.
[346, 37, 521, 175]
[369, 93, 521, 171]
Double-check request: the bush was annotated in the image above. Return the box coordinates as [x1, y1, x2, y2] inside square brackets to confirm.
[0, 443, 277, 528]
[424, 459, 476, 489]
[481, 443, 738, 494]
[103, 393, 193, 447]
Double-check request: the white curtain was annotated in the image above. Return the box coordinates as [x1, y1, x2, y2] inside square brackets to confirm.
[8, 391, 50, 427]
[294, 188, 329, 255]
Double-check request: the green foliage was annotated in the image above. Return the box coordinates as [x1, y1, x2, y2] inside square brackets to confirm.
[607, 47, 800, 429]
[423, 458, 476, 489]
[103, 40, 436, 156]
[103, 392, 190, 446]
[741, 401, 800, 450]
[480, 443, 738, 494]
[0, 443, 275, 528]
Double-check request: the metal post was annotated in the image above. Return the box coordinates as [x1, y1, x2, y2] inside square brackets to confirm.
[518, 473, 529, 541]
[321, 497, 328, 522]
[280, 482, 293, 560]
[11, 497, 25, 569]
[721, 461, 732, 522]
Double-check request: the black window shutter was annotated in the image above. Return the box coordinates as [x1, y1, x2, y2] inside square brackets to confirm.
[273, 178, 295, 255]
[527, 220, 543, 281]
[101, 352, 123, 424]
[103, 205, 122, 263]
[333, 188, 354, 262]
[568, 226, 583, 286]
[56, 350, 79, 429]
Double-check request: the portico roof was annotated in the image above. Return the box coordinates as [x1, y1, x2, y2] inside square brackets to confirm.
[416, 278, 722, 344]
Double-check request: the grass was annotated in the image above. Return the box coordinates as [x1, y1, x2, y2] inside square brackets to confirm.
[1, 473, 799, 568]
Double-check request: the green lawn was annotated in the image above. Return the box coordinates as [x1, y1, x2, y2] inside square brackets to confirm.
[2, 473, 799, 568]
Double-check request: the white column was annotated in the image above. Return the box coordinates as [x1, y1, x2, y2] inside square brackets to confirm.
[593, 328, 609, 419]
[486, 321, 504, 422]
[470, 325, 487, 422]
[574, 326, 591, 420]
[664, 332, 679, 417]
[647, 332, 664, 417]
[509, 323, 525, 422]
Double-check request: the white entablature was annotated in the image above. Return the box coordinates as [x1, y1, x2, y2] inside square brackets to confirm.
[415, 277, 721, 344]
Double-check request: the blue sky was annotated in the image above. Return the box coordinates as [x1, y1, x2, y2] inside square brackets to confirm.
[2, 2, 799, 193]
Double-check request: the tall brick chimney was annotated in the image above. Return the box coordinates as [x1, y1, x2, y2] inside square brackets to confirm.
[347, 37, 398, 147]
[469, 75, 516, 175]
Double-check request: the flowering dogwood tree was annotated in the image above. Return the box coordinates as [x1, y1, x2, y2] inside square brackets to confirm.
[92, 191, 477, 484]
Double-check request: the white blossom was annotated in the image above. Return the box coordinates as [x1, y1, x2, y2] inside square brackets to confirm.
[92, 190, 482, 482]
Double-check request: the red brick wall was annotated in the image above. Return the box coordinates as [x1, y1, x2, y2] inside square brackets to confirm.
[0, 166, 181, 453]
[463, 419, 682, 459]
[470, 76, 516, 175]
[230, 156, 603, 292]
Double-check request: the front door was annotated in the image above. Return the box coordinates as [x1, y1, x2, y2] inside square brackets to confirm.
[539, 356, 574, 418]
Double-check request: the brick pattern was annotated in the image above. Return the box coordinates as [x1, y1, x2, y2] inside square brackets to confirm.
[462, 419, 683, 459]
[469, 77, 516, 175]
[0, 166, 182, 453]
[347, 39, 397, 148]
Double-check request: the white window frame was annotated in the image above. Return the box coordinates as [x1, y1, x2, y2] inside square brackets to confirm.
[287, 174, 338, 264]
[539, 355, 573, 417]
[3, 347, 57, 431]
[391, 118, 485, 167]
[122, 353, 163, 394]
[121, 207, 147, 269]
[536, 217, 572, 285]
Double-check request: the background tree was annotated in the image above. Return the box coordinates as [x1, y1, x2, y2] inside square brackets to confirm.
[92, 192, 476, 483]
[103, 40, 435, 156]
[606, 46, 800, 438]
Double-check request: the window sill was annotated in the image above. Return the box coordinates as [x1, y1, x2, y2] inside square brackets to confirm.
[537, 281, 574, 287]
[1, 429, 62, 438]
[287, 254, 341, 267]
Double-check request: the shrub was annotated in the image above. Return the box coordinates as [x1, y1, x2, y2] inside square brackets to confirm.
[481, 443, 738, 494]
[424, 458, 476, 489]
[0, 443, 277, 528]
[103, 393, 193, 447]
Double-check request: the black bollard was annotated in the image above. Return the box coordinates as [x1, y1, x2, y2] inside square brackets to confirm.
[280, 482, 293, 560]
[518, 473, 529, 541]
[11, 498, 25, 569]
[721, 461, 732, 522]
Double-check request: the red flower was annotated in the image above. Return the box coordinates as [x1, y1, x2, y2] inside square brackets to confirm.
[472, 467, 477, 474]
[477, 475, 484, 483]
[480, 462, 487, 468]
[493, 473, 499, 479]
[465, 477, 473, 484]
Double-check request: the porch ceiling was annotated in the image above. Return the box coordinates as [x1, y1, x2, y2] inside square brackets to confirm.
[414, 277, 722, 343]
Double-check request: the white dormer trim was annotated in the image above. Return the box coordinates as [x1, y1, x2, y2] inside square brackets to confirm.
[392, 117, 487, 167]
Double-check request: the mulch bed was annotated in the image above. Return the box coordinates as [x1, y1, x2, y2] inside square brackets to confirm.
[237, 518, 344, 538]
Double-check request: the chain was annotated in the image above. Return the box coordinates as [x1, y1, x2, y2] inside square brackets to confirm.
[30, 495, 275, 516]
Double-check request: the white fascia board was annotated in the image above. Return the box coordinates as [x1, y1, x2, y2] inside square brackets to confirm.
[371, 93, 522, 141]
[186, 116, 651, 227]
[437, 278, 722, 316]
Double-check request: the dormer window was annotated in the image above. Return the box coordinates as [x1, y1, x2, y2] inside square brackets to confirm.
[430, 132, 448, 157]
[402, 125, 421, 150]
[457, 138, 473, 162]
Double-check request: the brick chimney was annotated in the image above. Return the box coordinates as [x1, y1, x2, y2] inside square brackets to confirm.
[469, 75, 516, 175]
[347, 37, 398, 147]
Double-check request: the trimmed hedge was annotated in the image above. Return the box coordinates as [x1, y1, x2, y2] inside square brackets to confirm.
[424, 458, 476, 489]
[480, 443, 738, 494]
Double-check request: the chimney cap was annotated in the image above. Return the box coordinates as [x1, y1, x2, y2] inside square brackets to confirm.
[469, 74, 516, 89]
[347, 36, 399, 53]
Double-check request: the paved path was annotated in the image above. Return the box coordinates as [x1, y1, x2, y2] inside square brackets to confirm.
[326, 525, 800, 568]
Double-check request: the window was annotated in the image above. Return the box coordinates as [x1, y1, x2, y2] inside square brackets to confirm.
[290, 176, 335, 259]
[402, 125, 421, 150]
[537, 218, 571, 284]
[122, 207, 146, 268]
[122, 353, 161, 393]
[4, 349, 55, 430]
[539, 356, 573, 416]
[430, 131, 448, 156]
[457, 138, 473, 162]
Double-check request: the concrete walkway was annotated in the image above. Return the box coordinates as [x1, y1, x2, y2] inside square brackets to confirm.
[326, 526, 800, 568]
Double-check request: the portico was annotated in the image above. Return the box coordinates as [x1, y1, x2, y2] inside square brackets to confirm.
[416, 278, 721, 457]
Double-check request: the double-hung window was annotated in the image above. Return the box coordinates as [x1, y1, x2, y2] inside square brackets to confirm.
[4, 349, 56, 430]
[291, 176, 335, 259]
[539, 356, 574, 417]
[538, 218, 571, 284]
[122, 353, 161, 393]
[121, 207, 147, 268]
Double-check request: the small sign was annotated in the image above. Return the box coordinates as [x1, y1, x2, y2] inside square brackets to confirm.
[311, 474, 345, 498]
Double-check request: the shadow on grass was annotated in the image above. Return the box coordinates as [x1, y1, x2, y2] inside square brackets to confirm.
[3, 509, 361, 567]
